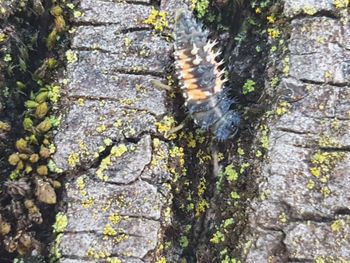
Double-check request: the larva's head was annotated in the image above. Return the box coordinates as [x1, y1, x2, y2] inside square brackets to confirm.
[213, 110, 241, 141]
[174, 9, 191, 31]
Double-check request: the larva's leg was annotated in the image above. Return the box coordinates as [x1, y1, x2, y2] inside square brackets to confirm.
[210, 141, 220, 178]
[150, 79, 172, 91]
[165, 120, 187, 138]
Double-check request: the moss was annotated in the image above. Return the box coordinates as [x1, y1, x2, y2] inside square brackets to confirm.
[257, 123, 271, 153]
[237, 147, 245, 156]
[179, 236, 189, 248]
[224, 164, 238, 182]
[240, 162, 250, 174]
[47, 85, 61, 104]
[242, 79, 256, 95]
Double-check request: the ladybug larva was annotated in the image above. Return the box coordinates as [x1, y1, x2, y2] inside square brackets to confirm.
[173, 9, 241, 141]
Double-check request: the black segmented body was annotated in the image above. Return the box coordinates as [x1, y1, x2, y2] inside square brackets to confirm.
[174, 9, 241, 141]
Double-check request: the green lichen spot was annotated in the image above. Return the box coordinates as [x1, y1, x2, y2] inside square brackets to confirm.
[224, 164, 238, 182]
[210, 230, 225, 244]
[192, 0, 210, 18]
[180, 236, 189, 248]
[242, 79, 256, 95]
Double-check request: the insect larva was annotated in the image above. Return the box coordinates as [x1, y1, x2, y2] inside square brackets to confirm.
[174, 9, 241, 141]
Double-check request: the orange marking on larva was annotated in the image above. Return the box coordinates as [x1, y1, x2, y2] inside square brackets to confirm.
[186, 82, 199, 90]
[186, 88, 209, 100]
[183, 77, 197, 90]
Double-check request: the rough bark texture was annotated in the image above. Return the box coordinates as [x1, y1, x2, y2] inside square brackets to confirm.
[52, 0, 184, 262]
[51, 0, 350, 262]
[243, 1, 350, 262]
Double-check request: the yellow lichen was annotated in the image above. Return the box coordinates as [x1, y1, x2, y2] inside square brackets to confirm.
[282, 57, 290, 75]
[197, 178, 206, 197]
[210, 230, 225, 244]
[331, 219, 345, 232]
[103, 224, 117, 239]
[195, 199, 209, 217]
[144, 7, 169, 32]
[77, 98, 85, 106]
[109, 213, 122, 225]
[87, 247, 111, 259]
[278, 212, 288, 223]
[96, 124, 107, 133]
[53, 212, 68, 233]
[65, 49, 78, 64]
[267, 28, 281, 39]
[302, 5, 317, 15]
[333, 0, 349, 8]
[321, 186, 331, 198]
[155, 116, 177, 140]
[266, 15, 276, 23]
[96, 144, 128, 181]
[107, 258, 122, 263]
[156, 257, 167, 263]
[68, 152, 80, 167]
[275, 101, 290, 116]
[81, 197, 94, 208]
[76, 176, 87, 196]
